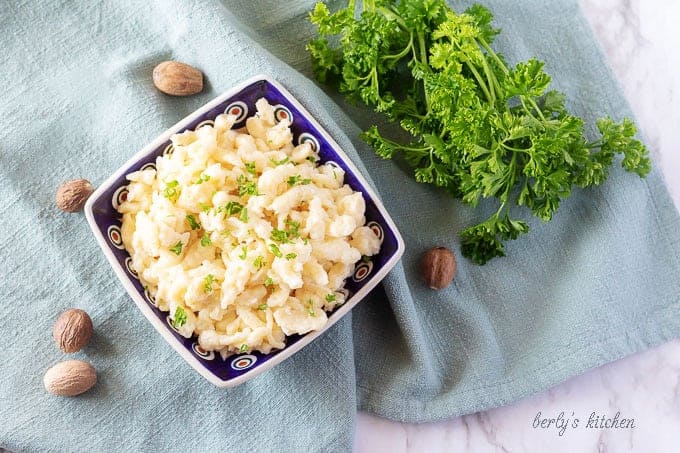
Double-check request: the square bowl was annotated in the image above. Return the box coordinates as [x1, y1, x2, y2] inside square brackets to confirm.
[84, 75, 405, 387]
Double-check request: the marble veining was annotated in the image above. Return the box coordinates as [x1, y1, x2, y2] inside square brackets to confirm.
[355, 0, 680, 451]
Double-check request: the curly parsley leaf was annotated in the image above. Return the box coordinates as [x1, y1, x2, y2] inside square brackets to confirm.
[308, 0, 651, 265]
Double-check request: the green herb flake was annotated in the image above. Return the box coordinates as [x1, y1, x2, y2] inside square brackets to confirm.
[195, 173, 211, 184]
[170, 240, 183, 255]
[186, 214, 201, 230]
[200, 234, 212, 247]
[203, 274, 215, 292]
[198, 202, 211, 213]
[239, 245, 248, 260]
[258, 303, 268, 311]
[268, 243, 283, 258]
[172, 306, 187, 328]
[264, 277, 274, 287]
[307, 299, 316, 317]
[287, 175, 302, 186]
[218, 201, 243, 217]
[253, 255, 265, 269]
[306, 155, 317, 164]
[325, 293, 336, 303]
[300, 178, 312, 185]
[285, 252, 297, 260]
[237, 174, 259, 197]
[163, 180, 180, 202]
[239, 207, 249, 223]
[245, 162, 257, 175]
[270, 229, 289, 243]
[270, 156, 290, 166]
[239, 343, 248, 353]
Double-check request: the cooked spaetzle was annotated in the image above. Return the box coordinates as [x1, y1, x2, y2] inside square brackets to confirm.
[117, 98, 381, 357]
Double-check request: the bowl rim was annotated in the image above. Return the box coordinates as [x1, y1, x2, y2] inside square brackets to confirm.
[84, 74, 405, 387]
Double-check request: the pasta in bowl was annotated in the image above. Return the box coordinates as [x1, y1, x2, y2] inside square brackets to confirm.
[84, 75, 404, 386]
[117, 98, 381, 356]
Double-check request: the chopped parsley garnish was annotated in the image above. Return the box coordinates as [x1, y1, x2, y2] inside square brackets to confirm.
[244, 162, 257, 175]
[268, 243, 283, 258]
[287, 175, 311, 186]
[239, 207, 249, 223]
[325, 293, 336, 303]
[198, 202, 211, 213]
[264, 277, 274, 287]
[237, 174, 258, 196]
[270, 156, 289, 166]
[303, 238, 309, 245]
[307, 299, 316, 317]
[200, 234, 212, 247]
[258, 303, 268, 311]
[163, 180, 180, 202]
[186, 214, 201, 230]
[203, 274, 215, 292]
[170, 240, 183, 255]
[285, 253, 297, 260]
[270, 229, 289, 243]
[239, 343, 248, 353]
[270, 219, 301, 243]
[285, 219, 300, 238]
[306, 155, 317, 164]
[194, 173, 210, 184]
[172, 306, 187, 328]
[238, 245, 248, 260]
[253, 255, 264, 269]
[218, 201, 243, 217]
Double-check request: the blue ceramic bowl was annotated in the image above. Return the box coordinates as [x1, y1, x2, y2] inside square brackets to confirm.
[84, 75, 405, 387]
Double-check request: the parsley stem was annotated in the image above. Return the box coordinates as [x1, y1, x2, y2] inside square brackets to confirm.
[465, 61, 493, 104]
[479, 38, 509, 75]
[519, 97, 540, 122]
[377, 5, 407, 29]
[528, 98, 546, 121]
[382, 34, 414, 61]
[477, 52, 499, 103]
[500, 143, 531, 153]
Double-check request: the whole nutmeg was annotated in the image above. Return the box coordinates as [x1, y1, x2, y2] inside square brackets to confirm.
[153, 61, 203, 96]
[420, 246, 457, 290]
[53, 308, 93, 353]
[55, 179, 94, 212]
[44, 360, 97, 397]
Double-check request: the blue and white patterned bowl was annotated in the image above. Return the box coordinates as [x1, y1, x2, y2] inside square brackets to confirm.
[84, 75, 405, 387]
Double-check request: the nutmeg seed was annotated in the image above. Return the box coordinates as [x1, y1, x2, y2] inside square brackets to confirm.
[152, 61, 203, 96]
[44, 360, 97, 397]
[55, 179, 94, 212]
[53, 308, 93, 353]
[420, 247, 457, 290]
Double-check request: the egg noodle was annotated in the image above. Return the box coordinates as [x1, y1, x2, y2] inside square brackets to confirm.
[117, 99, 381, 357]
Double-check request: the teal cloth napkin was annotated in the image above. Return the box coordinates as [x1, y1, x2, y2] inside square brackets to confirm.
[2, 0, 679, 451]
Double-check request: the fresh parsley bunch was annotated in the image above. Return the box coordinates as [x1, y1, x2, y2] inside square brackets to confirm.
[307, 0, 651, 264]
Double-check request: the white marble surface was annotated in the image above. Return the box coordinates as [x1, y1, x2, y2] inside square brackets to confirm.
[355, 0, 680, 451]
